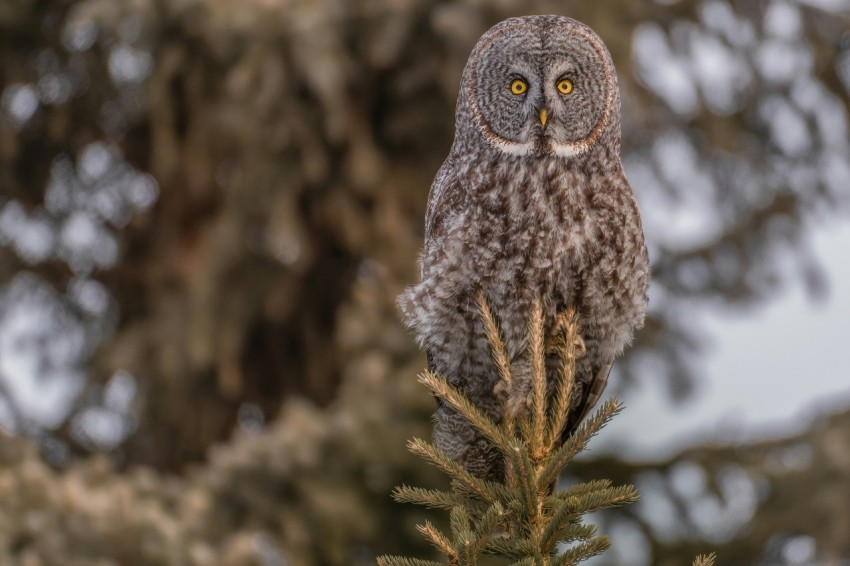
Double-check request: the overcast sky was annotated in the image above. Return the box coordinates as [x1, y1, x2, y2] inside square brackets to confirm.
[601, 216, 850, 460]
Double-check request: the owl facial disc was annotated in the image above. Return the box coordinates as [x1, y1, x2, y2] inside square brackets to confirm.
[465, 16, 617, 159]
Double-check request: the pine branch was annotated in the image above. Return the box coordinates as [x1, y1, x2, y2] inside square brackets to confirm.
[552, 537, 611, 566]
[377, 557, 448, 566]
[540, 503, 595, 550]
[417, 521, 456, 556]
[539, 399, 622, 489]
[528, 300, 547, 460]
[393, 486, 463, 510]
[553, 484, 639, 515]
[407, 438, 503, 504]
[471, 505, 508, 555]
[508, 441, 538, 515]
[555, 479, 612, 499]
[546, 308, 579, 449]
[418, 371, 513, 452]
[449, 506, 475, 544]
[379, 297, 636, 565]
[692, 553, 717, 566]
[484, 536, 540, 559]
[477, 290, 514, 402]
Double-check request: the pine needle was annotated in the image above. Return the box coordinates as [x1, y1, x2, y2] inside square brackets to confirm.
[473, 502, 507, 545]
[546, 308, 579, 449]
[553, 537, 611, 566]
[528, 299, 547, 459]
[418, 371, 513, 451]
[555, 479, 612, 499]
[407, 438, 502, 504]
[377, 557, 448, 566]
[507, 441, 538, 514]
[539, 399, 622, 489]
[449, 506, 473, 541]
[692, 553, 717, 566]
[484, 536, 539, 559]
[417, 521, 456, 556]
[540, 502, 591, 550]
[477, 290, 513, 395]
[393, 485, 462, 510]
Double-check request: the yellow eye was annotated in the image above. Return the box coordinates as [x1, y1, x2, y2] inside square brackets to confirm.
[557, 79, 573, 94]
[510, 79, 528, 95]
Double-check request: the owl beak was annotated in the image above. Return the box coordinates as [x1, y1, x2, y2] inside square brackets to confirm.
[539, 108, 549, 128]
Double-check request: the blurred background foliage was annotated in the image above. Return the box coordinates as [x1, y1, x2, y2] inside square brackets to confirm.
[0, 0, 849, 564]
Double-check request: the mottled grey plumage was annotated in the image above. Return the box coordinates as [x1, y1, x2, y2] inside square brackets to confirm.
[399, 15, 649, 480]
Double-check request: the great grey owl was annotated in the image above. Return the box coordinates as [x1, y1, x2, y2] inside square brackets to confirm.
[398, 15, 649, 481]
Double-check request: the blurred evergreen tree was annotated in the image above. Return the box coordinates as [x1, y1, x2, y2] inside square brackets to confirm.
[0, 0, 848, 564]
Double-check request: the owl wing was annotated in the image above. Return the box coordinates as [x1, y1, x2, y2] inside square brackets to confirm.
[424, 156, 465, 243]
[565, 360, 613, 437]
[421, 157, 465, 393]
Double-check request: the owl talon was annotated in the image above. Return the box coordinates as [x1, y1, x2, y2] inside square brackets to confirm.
[574, 335, 586, 358]
[552, 311, 570, 335]
[505, 392, 531, 417]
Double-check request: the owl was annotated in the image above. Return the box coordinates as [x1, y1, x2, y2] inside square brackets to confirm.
[398, 15, 649, 481]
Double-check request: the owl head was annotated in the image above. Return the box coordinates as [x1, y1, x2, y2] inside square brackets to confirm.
[458, 15, 620, 159]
